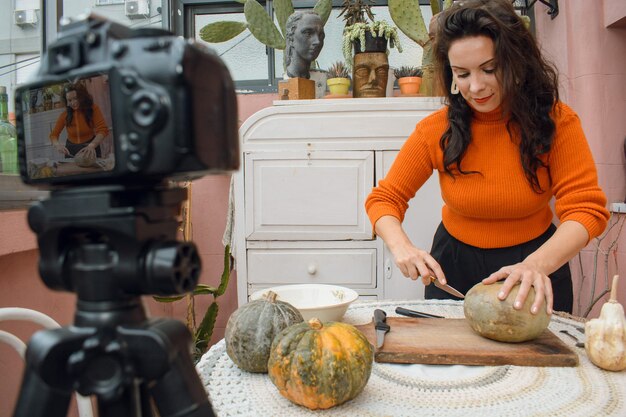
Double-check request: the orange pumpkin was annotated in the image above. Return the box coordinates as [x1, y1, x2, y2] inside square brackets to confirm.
[267, 318, 373, 410]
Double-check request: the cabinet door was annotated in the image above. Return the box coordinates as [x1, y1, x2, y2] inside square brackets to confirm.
[380, 151, 443, 300]
[245, 151, 374, 240]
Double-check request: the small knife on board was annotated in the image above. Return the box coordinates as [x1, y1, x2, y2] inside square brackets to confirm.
[374, 309, 390, 349]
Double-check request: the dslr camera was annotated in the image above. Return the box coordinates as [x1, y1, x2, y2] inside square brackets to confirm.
[15, 13, 239, 187]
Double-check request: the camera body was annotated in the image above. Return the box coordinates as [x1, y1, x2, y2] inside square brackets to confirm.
[15, 14, 239, 187]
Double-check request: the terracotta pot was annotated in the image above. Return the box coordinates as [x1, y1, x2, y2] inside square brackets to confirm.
[398, 77, 422, 95]
[327, 77, 351, 95]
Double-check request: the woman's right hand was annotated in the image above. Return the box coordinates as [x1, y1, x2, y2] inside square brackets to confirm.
[374, 216, 447, 286]
[52, 140, 69, 156]
[391, 243, 447, 286]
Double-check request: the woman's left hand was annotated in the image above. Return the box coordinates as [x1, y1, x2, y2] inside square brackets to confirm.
[482, 263, 553, 315]
[77, 144, 96, 161]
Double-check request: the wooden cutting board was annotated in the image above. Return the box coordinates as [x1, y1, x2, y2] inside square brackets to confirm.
[355, 317, 579, 367]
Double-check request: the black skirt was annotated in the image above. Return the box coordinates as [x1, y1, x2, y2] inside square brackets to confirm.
[425, 222, 573, 313]
[65, 136, 101, 158]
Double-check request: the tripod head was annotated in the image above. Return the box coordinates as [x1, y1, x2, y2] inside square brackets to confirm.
[29, 184, 199, 304]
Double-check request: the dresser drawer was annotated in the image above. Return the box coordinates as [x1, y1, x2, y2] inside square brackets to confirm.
[247, 248, 376, 287]
[244, 151, 374, 240]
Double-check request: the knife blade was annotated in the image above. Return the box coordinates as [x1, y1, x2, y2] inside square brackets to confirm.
[429, 276, 465, 299]
[374, 309, 390, 349]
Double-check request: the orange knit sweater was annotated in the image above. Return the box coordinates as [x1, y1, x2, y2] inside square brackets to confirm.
[366, 102, 609, 248]
[49, 104, 109, 144]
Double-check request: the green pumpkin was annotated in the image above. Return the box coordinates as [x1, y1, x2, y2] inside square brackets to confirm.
[464, 281, 550, 343]
[267, 318, 373, 410]
[225, 291, 303, 372]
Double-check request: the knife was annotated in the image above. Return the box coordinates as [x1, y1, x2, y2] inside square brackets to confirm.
[428, 276, 465, 299]
[374, 309, 390, 349]
[395, 306, 444, 319]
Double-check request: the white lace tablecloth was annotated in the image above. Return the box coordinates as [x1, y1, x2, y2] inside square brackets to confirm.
[196, 300, 626, 416]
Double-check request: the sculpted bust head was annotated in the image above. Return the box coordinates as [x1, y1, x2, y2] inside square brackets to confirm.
[353, 52, 389, 98]
[284, 11, 325, 79]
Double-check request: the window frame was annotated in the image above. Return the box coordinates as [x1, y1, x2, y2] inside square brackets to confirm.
[172, 0, 437, 94]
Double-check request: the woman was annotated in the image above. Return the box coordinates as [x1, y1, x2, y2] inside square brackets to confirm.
[365, 0, 609, 315]
[49, 82, 109, 161]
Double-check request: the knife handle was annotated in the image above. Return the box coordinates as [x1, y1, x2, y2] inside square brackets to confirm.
[395, 306, 444, 319]
[374, 309, 390, 331]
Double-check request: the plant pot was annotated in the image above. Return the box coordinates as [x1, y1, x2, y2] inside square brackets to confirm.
[398, 77, 422, 95]
[353, 31, 388, 55]
[327, 77, 351, 95]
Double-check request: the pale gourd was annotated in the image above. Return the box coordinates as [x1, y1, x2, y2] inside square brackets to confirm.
[585, 275, 626, 371]
[74, 149, 96, 167]
[464, 281, 550, 342]
[224, 291, 303, 373]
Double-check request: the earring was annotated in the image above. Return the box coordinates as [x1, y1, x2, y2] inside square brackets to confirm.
[450, 79, 460, 95]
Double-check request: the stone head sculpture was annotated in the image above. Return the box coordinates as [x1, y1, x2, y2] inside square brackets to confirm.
[284, 11, 325, 79]
[353, 52, 389, 98]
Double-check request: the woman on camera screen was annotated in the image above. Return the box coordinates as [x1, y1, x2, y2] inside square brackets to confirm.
[49, 82, 109, 161]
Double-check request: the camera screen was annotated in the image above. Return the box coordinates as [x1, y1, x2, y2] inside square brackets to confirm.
[21, 73, 115, 180]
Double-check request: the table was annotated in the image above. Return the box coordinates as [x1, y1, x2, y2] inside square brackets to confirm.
[196, 300, 626, 416]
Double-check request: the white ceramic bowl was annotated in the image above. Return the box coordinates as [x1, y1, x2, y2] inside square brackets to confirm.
[249, 284, 359, 322]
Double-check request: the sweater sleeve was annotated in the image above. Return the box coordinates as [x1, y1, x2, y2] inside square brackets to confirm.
[92, 104, 110, 138]
[49, 111, 67, 140]
[365, 123, 437, 228]
[549, 104, 609, 241]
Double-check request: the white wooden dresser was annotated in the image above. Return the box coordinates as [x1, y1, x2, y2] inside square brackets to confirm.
[233, 97, 444, 306]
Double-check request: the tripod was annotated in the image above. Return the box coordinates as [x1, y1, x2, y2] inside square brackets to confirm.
[13, 185, 216, 417]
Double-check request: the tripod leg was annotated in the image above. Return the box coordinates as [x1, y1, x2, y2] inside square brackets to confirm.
[151, 350, 215, 417]
[13, 364, 71, 417]
[12, 329, 79, 417]
[141, 320, 215, 417]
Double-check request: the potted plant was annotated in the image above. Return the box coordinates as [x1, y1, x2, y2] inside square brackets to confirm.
[339, 0, 402, 69]
[388, 0, 453, 96]
[326, 61, 351, 96]
[394, 66, 423, 95]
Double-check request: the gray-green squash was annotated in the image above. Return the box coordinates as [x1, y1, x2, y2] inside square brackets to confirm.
[225, 291, 303, 372]
[463, 281, 550, 343]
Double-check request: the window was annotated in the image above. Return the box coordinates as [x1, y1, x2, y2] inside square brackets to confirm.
[175, 0, 434, 93]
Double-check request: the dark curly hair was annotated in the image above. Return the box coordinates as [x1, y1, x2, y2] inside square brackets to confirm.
[63, 82, 95, 128]
[433, 0, 559, 192]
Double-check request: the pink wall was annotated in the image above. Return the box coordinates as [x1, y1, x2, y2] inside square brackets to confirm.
[535, 0, 626, 317]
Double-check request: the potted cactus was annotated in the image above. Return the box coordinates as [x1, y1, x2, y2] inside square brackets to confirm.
[199, 0, 332, 65]
[326, 61, 351, 96]
[340, 0, 402, 69]
[394, 66, 423, 95]
[388, 0, 453, 96]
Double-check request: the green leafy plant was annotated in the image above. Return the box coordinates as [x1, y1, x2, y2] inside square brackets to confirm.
[338, 0, 375, 26]
[199, 0, 332, 52]
[155, 244, 233, 362]
[154, 182, 234, 362]
[387, 0, 453, 96]
[327, 61, 351, 79]
[342, 20, 402, 69]
[393, 65, 422, 79]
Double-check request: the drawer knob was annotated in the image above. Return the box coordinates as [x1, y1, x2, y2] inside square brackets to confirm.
[307, 263, 317, 275]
